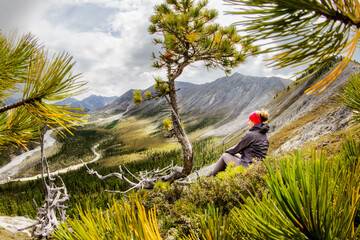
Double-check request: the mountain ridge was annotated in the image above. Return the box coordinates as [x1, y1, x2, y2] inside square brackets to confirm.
[96, 72, 291, 131]
[56, 94, 118, 112]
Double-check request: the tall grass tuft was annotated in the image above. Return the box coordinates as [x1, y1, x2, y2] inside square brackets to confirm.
[183, 204, 233, 240]
[54, 194, 161, 240]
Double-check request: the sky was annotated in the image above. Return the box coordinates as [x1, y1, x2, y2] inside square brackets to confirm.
[0, 0, 332, 99]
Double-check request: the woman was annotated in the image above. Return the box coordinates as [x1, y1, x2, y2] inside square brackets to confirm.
[208, 109, 269, 176]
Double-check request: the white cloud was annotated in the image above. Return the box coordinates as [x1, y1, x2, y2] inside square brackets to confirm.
[0, 0, 299, 100]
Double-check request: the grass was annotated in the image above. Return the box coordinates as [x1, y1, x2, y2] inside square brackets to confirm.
[96, 116, 180, 168]
[0, 227, 29, 240]
[113, 117, 175, 150]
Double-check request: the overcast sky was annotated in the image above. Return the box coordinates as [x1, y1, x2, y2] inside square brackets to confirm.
[0, 0, 332, 99]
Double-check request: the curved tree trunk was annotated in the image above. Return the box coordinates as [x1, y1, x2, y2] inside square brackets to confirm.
[168, 79, 194, 177]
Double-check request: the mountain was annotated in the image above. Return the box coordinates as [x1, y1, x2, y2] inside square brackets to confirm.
[178, 73, 290, 134]
[57, 95, 117, 112]
[99, 90, 135, 114]
[96, 72, 291, 131]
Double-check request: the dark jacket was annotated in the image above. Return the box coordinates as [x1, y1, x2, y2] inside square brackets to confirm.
[225, 123, 269, 163]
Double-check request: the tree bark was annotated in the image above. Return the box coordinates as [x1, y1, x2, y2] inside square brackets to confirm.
[168, 78, 194, 177]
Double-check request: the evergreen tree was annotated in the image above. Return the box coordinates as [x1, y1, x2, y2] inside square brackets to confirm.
[0, 32, 87, 149]
[226, 0, 360, 94]
[134, 0, 256, 176]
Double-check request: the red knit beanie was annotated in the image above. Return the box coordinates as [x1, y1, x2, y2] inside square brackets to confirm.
[249, 112, 262, 124]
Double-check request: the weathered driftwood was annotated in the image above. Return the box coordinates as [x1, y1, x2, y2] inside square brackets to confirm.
[85, 162, 188, 193]
[17, 131, 69, 238]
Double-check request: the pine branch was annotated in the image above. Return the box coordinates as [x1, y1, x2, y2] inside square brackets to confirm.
[0, 96, 42, 113]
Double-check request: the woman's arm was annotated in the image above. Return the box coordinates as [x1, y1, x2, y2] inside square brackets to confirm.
[225, 133, 252, 155]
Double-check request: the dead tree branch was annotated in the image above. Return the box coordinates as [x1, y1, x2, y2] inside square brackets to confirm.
[17, 129, 69, 238]
[85, 161, 185, 192]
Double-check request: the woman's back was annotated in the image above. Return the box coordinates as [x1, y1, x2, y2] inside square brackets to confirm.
[240, 123, 269, 162]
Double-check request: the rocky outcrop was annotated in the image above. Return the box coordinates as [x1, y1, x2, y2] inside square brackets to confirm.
[275, 106, 352, 153]
[268, 62, 360, 152]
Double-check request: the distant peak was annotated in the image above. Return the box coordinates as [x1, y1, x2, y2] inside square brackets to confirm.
[231, 72, 243, 77]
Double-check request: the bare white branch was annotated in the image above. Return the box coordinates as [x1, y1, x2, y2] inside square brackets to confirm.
[85, 163, 138, 187]
[86, 161, 186, 193]
[122, 164, 141, 182]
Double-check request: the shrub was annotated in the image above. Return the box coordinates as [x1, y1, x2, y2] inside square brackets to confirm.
[139, 160, 268, 237]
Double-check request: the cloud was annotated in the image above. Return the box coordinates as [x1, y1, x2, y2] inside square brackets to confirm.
[0, 0, 300, 100]
[0, 0, 165, 98]
[0, 0, 46, 33]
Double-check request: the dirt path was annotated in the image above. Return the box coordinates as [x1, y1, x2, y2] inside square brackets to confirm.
[9, 143, 101, 183]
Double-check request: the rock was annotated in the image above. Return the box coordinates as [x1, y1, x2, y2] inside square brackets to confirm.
[186, 163, 215, 181]
[0, 216, 36, 237]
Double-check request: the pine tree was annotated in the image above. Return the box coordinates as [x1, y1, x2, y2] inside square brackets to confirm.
[134, 0, 256, 177]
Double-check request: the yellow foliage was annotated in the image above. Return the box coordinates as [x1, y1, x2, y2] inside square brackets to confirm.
[54, 196, 162, 240]
[305, 29, 360, 95]
[213, 33, 222, 45]
[164, 51, 173, 58]
[163, 118, 172, 131]
[185, 32, 200, 43]
[145, 90, 152, 100]
[154, 180, 171, 191]
[214, 53, 220, 60]
[133, 89, 143, 105]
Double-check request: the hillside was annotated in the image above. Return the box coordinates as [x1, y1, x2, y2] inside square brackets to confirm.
[220, 61, 360, 154]
[1, 62, 357, 182]
[2, 61, 357, 181]
[0, 72, 290, 180]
